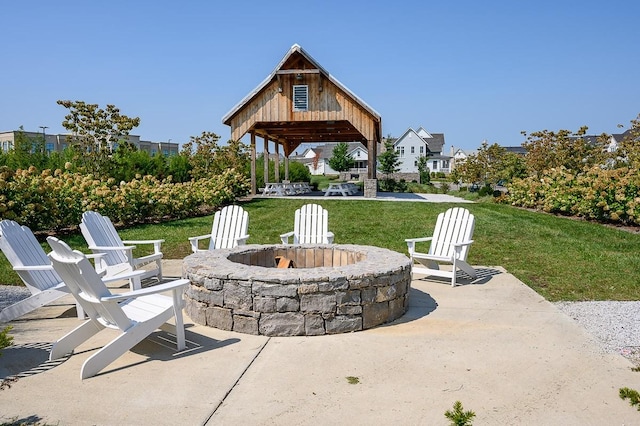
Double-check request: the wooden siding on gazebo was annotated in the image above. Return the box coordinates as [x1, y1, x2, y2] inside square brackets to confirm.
[222, 44, 382, 196]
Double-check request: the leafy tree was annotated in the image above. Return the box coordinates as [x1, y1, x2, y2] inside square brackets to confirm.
[417, 154, 430, 183]
[284, 159, 311, 183]
[455, 141, 522, 187]
[182, 131, 221, 179]
[182, 133, 249, 180]
[167, 153, 192, 182]
[215, 139, 249, 174]
[377, 138, 402, 191]
[521, 126, 607, 175]
[377, 138, 401, 177]
[3, 127, 47, 170]
[57, 100, 141, 173]
[328, 142, 355, 172]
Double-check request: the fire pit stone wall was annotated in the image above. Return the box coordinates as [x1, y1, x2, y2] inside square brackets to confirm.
[183, 244, 412, 337]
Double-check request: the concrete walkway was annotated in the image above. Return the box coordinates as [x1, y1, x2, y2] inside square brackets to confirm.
[258, 191, 473, 203]
[1, 260, 639, 425]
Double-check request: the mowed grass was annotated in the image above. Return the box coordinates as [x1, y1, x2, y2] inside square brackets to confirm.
[2, 198, 639, 302]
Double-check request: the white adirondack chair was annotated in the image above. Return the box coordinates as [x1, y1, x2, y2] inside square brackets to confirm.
[47, 236, 189, 379]
[405, 207, 477, 287]
[280, 203, 334, 244]
[0, 220, 84, 322]
[80, 211, 163, 282]
[188, 205, 249, 252]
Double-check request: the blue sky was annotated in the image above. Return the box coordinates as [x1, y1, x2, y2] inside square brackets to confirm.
[2, 0, 639, 152]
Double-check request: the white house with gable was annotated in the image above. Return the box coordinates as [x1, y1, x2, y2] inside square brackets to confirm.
[393, 127, 452, 174]
[297, 142, 369, 176]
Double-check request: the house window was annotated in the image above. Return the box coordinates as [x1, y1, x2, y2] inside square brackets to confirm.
[420, 146, 424, 154]
[414, 160, 418, 166]
[46, 142, 54, 153]
[293, 85, 308, 111]
[442, 160, 450, 169]
[410, 146, 415, 154]
[396, 146, 404, 157]
[432, 160, 438, 169]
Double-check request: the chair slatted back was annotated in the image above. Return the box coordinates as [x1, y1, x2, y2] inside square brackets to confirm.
[47, 237, 133, 330]
[429, 207, 475, 260]
[0, 220, 61, 293]
[80, 211, 129, 267]
[294, 204, 329, 244]
[210, 205, 249, 250]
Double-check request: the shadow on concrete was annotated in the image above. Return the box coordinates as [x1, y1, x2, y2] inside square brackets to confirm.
[0, 342, 70, 379]
[388, 286, 438, 326]
[412, 267, 503, 287]
[94, 328, 242, 377]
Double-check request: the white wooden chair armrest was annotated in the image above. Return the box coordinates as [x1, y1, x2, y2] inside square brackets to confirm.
[101, 269, 146, 284]
[404, 237, 434, 243]
[405, 237, 434, 255]
[326, 232, 335, 244]
[280, 231, 295, 244]
[13, 264, 54, 271]
[236, 234, 250, 245]
[100, 279, 189, 302]
[452, 240, 474, 248]
[89, 245, 136, 252]
[188, 235, 210, 252]
[122, 239, 163, 253]
[85, 253, 106, 259]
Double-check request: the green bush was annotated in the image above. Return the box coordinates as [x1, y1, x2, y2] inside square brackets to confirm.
[504, 165, 640, 225]
[0, 166, 250, 231]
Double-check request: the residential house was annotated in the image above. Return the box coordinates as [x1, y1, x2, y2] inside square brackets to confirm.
[295, 142, 369, 178]
[392, 127, 452, 180]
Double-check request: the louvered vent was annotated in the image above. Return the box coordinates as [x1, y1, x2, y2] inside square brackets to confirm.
[293, 85, 308, 111]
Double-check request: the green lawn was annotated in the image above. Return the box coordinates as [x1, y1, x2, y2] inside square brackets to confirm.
[2, 198, 639, 302]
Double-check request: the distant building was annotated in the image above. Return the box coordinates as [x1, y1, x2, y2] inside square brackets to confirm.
[0, 130, 180, 156]
[392, 127, 452, 178]
[293, 142, 369, 178]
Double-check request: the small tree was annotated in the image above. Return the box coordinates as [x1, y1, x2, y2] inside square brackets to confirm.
[328, 142, 355, 173]
[377, 138, 401, 177]
[377, 138, 402, 191]
[444, 401, 476, 426]
[417, 154, 430, 184]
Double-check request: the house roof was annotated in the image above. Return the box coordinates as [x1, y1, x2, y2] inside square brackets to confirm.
[309, 142, 367, 159]
[503, 146, 527, 155]
[394, 127, 445, 154]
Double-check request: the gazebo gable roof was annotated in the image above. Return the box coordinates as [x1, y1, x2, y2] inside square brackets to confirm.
[222, 44, 381, 125]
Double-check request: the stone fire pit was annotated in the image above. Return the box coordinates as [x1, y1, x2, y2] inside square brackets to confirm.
[183, 244, 412, 336]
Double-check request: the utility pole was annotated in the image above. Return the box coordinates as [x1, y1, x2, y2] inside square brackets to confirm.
[39, 126, 48, 154]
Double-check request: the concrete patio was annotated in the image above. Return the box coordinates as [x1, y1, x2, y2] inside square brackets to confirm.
[1, 260, 639, 425]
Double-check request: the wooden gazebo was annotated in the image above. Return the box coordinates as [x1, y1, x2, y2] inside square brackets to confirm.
[222, 44, 382, 196]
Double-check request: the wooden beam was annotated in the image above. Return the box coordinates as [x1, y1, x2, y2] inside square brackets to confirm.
[275, 69, 320, 75]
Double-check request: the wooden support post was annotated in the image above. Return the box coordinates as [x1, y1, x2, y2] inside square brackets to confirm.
[274, 141, 280, 182]
[250, 133, 257, 195]
[263, 136, 270, 184]
[284, 155, 290, 182]
[367, 139, 377, 180]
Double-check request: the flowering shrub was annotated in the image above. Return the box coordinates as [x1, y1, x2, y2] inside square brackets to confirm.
[0, 166, 249, 231]
[505, 166, 640, 225]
